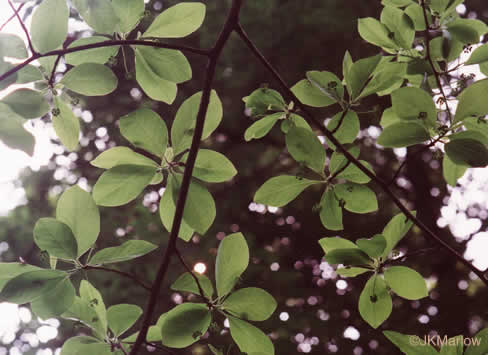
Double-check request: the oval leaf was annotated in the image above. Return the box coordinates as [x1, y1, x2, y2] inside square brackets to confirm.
[88, 240, 157, 265]
[228, 316, 275, 355]
[182, 149, 237, 183]
[72, 0, 119, 34]
[286, 126, 326, 173]
[61, 63, 118, 96]
[454, 79, 488, 124]
[223, 288, 277, 321]
[65, 36, 119, 66]
[334, 183, 378, 214]
[134, 47, 192, 84]
[107, 304, 143, 337]
[384, 266, 428, 300]
[91, 147, 158, 169]
[31, 278, 76, 319]
[2, 88, 49, 119]
[53, 97, 80, 151]
[445, 138, 488, 168]
[254, 175, 320, 207]
[30, 0, 68, 53]
[171, 272, 214, 299]
[377, 121, 430, 148]
[33, 218, 78, 260]
[244, 113, 283, 141]
[358, 275, 392, 328]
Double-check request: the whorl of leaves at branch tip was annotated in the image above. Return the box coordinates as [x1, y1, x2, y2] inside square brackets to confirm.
[1, 0, 488, 354]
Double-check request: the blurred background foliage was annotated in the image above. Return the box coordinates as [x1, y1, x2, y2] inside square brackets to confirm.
[1, 0, 488, 354]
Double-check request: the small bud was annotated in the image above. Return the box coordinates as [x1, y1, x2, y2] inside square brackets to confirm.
[52, 108, 61, 116]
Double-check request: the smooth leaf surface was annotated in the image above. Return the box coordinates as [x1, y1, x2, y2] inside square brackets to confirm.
[89, 240, 157, 265]
[326, 111, 360, 150]
[159, 303, 211, 348]
[254, 175, 320, 207]
[171, 272, 214, 299]
[228, 316, 275, 355]
[92, 164, 157, 206]
[391, 87, 437, 127]
[334, 183, 378, 213]
[56, 186, 100, 257]
[356, 234, 387, 259]
[443, 154, 467, 187]
[53, 97, 80, 151]
[31, 278, 75, 319]
[223, 287, 277, 321]
[135, 47, 192, 84]
[359, 275, 392, 328]
[319, 237, 357, 253]
[33, 218, 77, 260]
[72, 0, 119, 34]
[454, 79, 488, 124]
[61, 63, 118, 96]
[291, 71, 343, 107]
[0, 263, 41, 292]
[215, 233, 249, 298]
[91, 147, 158, 169]
[79, 280, 108, 335]
[383, 331, 438, 355]
[182, 149, 237, 183]
[382, 212, 415, 259]
[358, 17, 398, 50]
[0, 33, 27, 59]
[245, 88, 286, 116]
[336, 160, 373, 184]
[384, 266, 428, 300]
[445, 138, 488, 167]
[466, 43, 488, 65]
[30, 0, 68, 53]
[2, 88, 49, 119]
[0, 269, 66, 304]
[336, 267, 371, 278]
[319, 189, 343, 231]
[347, 54, 382, 100]
[65, 36, 119, 66]
[325, 248, 372, 266]
[62, 297, 105, 338]
[377, 121, 430, 148]
[0, 103, 34, 155]
[112, 0, 145, 33]
[16, 65, 43, 84]
[286, 126, 326, 173]
[60, 336, 112, 355]
[171, 90, 223, 154]
[143, 3, 206, 38]
[107, 304, 142, 337]
[244, 113, 283, 141]
[120, 108, 168, 158]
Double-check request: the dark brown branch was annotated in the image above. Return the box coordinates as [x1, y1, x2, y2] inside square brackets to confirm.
[0, 39, 209, 84]
[83, 265, 151, 292]
[49, 55, 62, 87]
[235, 23, 488, 286]
[0, 2, 24, 31]
[7, 0, 37, 55]
[420, 0, 452, 123]
[128, 2, 244, 354]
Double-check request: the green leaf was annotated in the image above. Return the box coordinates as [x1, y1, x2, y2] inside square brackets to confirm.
[319, 189, 343, 231]
[16, 65, 43, 84]
[337, 160, 374, 184]
[112, 0, 145, 34]
[60, 336, 112, 355]
[223, 287, 277, 321]
[134, 48, 177, 104]
[0, 263, 41, 292]
[31, 278, 75, 319]
[326, 111, 360, 150]
[72, 0, 119, 34]
[170, 175, 216, 235]
[79, 280, 108, 335]
[107, 304, 142, 337]
[245, 88, 286, 116]
[319, 237, 357, 253]
[61, 63, 118, 96]
[88, 240, 157, 265]
[171, 272, 214, 299]
[160, 303, 211, 348]
[329, 146, 360, 174]
[443, 154, 467, 187]
[0, 269, 66, 304]
[182, 149, 237, 183]
[380, 107, 400, 128]
[359, 275, 392, 328]
[286, 126, 326, 173]
[447, 19, 487, 45]
[33, 218, 78, 260]
[215, 233, 249, 298]
[159, 176, 195, 242]
[358, 18, 399, 51]
[356, 234, 387, 259]
[465, 328, 488, 355]
[381, 0, 414, 6]
[92, 164, 157, 206]
[65, 36, 119, 66]
[134, 47, 192, 84]
[171, 90, 223, 154]
[143, 3, 206, 38]
[336, 267, 371, 278]
[254, 175, 320, 207]
[391, 87, 437, 127]
[244, 113, 283, 141]
[466, 43, 488, 65]
[454, 79, 488, 124]
[291, 71, 343, 108]
[334, 183, 378, 213]
[383, 331, 438, 355]
[119, 108, 168, 158]
[380, 6, 415, 49]
[228, 316, 275, 355]
[0, 33, 27, 59]
[405, 3, 430, 31]
[91, 147, 158, 169]
[439, 336, 464, 355]
[30, 0, 68, 53]
[0, 103, 35, 156]
[359, 61, 406, 99]
[2, 88, 49, 119]
[53, 97, 80, 151]
[382, 212, 415, 259]
[377, 121, 430, 148]
[56, 186, 100, 257]
[464, 117, 488, 140]
[62, 297, 105, 338]
[445, 138, 488, 168]
[325, 248, 372, 266]
[384, 266, 428, 300]
[347, 54, 382, 100]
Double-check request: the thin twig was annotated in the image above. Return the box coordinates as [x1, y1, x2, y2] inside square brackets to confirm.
[174, 247, 210, 305]
[331, 109, 349, 135]
[49, 55, 62, 87]
[84, 265, 152, 292]
[420, 0, 452, 123]
[7, 0, 37, 55]
[129, 2, 244, 354]
[0, 2, 24, 31]
[235, 23, 488, 286]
